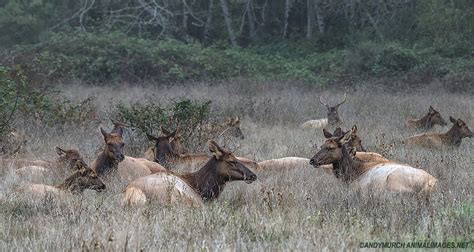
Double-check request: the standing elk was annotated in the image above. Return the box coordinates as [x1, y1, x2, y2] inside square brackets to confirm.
[301, 93, 346, 129]
[406, 106, 447, 130]
[18, 160, 106, 198]
[122, 140, 257, 207]
[145, 129, 257, 170]
[310, 130, 437, 194]
[405, 116, 473, 147]
[91, 127, 166, 182]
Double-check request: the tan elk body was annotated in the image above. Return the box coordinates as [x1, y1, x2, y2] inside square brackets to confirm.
[405, 117, 473, 148]
[122, 140, 257, 207]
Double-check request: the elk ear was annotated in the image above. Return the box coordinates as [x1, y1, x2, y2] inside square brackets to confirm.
[74, 160, 88, 172]
[333, 127, 342, 137]
[349, 147, 357, 156]
[338, 130, 352, 144]
[167, 130, 177, 142]
[351, 125, 358, 134]
[323, 128, 333, 138]
[457, 119, 465, 127]
[100, 128, 109, 140]
[55, 146, 66, 156]
[208, 140, 226, 160]
[449, 116, 456, 124]
[429, 106, 435, 114]
[146, 133, 159, 142]
[234, 116, 240, 125]
[160, 126, 171, 135]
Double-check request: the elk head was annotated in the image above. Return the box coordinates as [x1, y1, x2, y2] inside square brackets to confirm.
[427, 106, 447, 127]
[449, 116, 473, 139]
[101, 127, 125, 162]
[208, 140, 257, 183]
[319, 93, 346, 126]
[222, 116, 244, 139]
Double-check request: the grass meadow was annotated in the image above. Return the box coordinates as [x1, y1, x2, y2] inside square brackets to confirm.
[0, 79, 473, 250]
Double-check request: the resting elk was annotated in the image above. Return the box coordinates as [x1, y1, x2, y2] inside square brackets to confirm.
[146, 129, 257, 170]
[301, 93, 346, 129]
[256, 126, 388, 173]
[323, 126, 389, 164]
[405, 116, 473, 148]
[91, 127, 166, 182]
[12, 146, 84, 177]
[144, 126, 187, 161]
[310, 130, 437, 194]
[122, 140, 257, 207]
[406, 106, 447, 130]
[18, 160, 106, 198]
[200, 116, 245, 141]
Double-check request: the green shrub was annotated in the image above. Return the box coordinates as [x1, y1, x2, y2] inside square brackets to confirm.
[0, 65, 98, 135]
[116, 98, 211, 147]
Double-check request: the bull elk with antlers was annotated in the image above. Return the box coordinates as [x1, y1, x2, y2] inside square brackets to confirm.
[301, 93, 347, 130]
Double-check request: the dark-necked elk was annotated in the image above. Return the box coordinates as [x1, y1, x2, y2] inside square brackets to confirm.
[91, 127, 166, 182]
[301, 93, 346, 129]
[405, 116, 473, 148]
[122, 140, 257, 207]
[144, 127, 187, 161]
[18, 160, 106, 198]
[406, 106, 447, 130]
[310, 130, 437, 194]
[146, 130, 257, 171]
[256, 125, 388, 173]
[323, 126, 389, 164]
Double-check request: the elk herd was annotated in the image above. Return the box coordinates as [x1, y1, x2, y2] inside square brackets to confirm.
[1, 93, 472, 209]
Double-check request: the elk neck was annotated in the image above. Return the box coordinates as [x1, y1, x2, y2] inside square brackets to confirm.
[180, 157, 224, 201]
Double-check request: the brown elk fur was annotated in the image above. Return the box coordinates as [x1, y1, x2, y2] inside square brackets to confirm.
[405, 116, 473, 147]
[18, 160, 106, 198]
[310, 131, 437, 194]
[406, 106, 447, 130]
[146, 131, 257, 170]
[92, 127, 166, 182]
[122, 140, 257, 207]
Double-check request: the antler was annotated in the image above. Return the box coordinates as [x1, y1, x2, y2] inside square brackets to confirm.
[319, 94, 328, 107]
[335, 93, 347, 107]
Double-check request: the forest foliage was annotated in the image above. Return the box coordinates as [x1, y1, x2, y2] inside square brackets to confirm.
[0, 0, 471, 86]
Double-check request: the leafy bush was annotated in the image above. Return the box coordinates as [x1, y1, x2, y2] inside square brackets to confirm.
[0, 66, 98, 132]
[116, 98, 211, 147]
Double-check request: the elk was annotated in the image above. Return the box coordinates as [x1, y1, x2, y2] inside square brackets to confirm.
[18, 160, 106, 198]
[256, 126, 388, 173]
[323, 126, 389, 164]
[11, 146, 84, 177]
[301, 93, 346, 129]
[310, 130, 437, 194]
[91, 127, 166, 182]
[200, 116, 245, 141]
[144, 126, 187, 161]
[122, 140, 257, 207]
[406, 106, 447, 130]
[405, 116, 473, 148]
[146, 130, 258, 170]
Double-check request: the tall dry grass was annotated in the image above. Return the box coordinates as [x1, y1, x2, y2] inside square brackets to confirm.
[1, 79, 473, 250]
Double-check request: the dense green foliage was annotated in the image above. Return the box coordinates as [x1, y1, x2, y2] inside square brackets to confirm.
[117, 98, 211, 145]
[0, 0, 472, 86]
